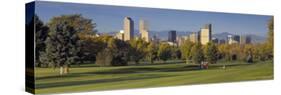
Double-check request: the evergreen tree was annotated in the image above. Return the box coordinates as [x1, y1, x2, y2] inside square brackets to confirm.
[34, 15, 49, 67]
[43, 14, 89, 75]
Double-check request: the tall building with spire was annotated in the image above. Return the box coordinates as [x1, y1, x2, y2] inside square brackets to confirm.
[200, 24, 212, 45]
[123, 17, 134, 41]
[139, 19, 149, 42]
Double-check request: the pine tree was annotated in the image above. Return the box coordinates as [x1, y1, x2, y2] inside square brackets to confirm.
[35, 15, 49, 67]
[43, 14, 90, 75]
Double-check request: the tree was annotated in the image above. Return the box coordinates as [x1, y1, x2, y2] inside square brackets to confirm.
[171, 47, 181, 60]
[129, 39, 148, 65]
[80, 35, 108, 63]
[253, 17, 274, 61]
[190, 42, 204, 64]
[146, 42, 158, 64]
[158, 43, 172, 62]
[43, 14, 90, 75]
[204, 42, 218, 64]
[107, 38, 130, 66]
[34, 15, 49, 67]
[180, 40, 194, 63]
[95, 38, 130, 66]
[266, 17, 274, 59]
[95, 48, 113, 66]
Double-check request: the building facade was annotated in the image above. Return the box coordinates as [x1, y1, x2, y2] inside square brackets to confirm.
[168, 30, 177, 43]
[189, 32, 199, 43]
[139, 19, 149, 42]
[200, 24, 212, 45]
[123, 17, 134, 41]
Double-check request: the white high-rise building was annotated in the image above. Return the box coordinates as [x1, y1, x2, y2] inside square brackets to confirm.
[200, 24, 212, 45]
[123, 17, 134, 41]
[139, 19, 149, 42]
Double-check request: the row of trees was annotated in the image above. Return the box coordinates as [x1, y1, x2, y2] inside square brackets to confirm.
[31, 14, 273, 75]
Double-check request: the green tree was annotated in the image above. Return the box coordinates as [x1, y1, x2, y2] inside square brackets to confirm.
[204, 42, 218, 64]
[129, 39, 148, 65]
[34, 15, 49, 67]
[266, 17, 274, 59]
[146, 42, 158, 64]
[180, 40, 194, 63]
[95, 38, 130, 66]
[95, 48, 113, 66]
[158, 43, 172, 62]
[171, 47, 181, 60]
[79, 36, 106, 63]
[190, 42, 204, 64]
[43, 14, 90, 75]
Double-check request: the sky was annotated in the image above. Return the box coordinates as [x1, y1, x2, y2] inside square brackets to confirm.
[35, 1, 272, 37]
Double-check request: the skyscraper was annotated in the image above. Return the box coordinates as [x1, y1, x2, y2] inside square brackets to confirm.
[189, 32, 199, 43]
[168, 30, 177, 43]
[139, 19, 149, 42]
[200, 24, 212, 45]
[123, 17, 134, 41]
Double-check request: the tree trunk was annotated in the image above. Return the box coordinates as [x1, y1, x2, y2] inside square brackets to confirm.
[64, 65, 69, 74]
[59, 66, 63, 75]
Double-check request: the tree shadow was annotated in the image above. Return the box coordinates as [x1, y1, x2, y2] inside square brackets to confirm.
[36, 74, 83, 80]
[72, 65, 201, 75]
[36, 74, 176, 89]
[36, 63, 251, 81]
[35, 65, 199, 81]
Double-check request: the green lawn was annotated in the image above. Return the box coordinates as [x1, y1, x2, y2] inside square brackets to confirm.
[34, 60, 273, 94]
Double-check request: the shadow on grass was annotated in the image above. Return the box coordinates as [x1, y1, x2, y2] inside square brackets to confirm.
[36, 63, 251, 80]
[36, 74, 176, 89]
[72, 65, 201, 75]
[36, 74, 83, 80]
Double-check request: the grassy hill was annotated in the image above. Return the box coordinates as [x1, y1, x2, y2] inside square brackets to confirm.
[34, 60, 273, 94]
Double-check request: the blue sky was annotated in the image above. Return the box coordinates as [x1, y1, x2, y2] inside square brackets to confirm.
[35, 1, 272, 36]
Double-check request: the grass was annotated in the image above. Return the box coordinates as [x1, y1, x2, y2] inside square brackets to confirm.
[34, 60, 273, 94]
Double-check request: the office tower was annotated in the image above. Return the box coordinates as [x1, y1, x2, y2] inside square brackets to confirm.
[123, 17, 134, 41]
[139, 19, 149, 42]
[168, 30, 177, 43]
[189, 32, 199, 43]
[200, 24, 212, 45]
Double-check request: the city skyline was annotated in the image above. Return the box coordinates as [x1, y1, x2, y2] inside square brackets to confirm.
[35, 1, 272, 37]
